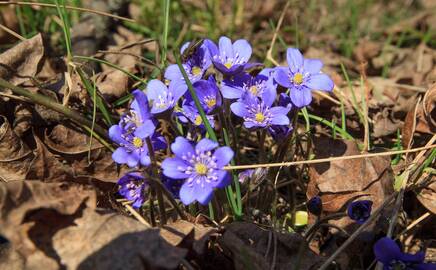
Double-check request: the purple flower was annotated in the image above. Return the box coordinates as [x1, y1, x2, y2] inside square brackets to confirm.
[162, 175, 184, 199]
[269, 124, 293, 141]
[185, 76, 222, 113]
[347, 200, 373, 224]
[221, 69, 276, 100]
[110, 128, 167, 168]
[374, 237, 436, 270]
[118, 90, 156, 138]
[205, 36, 252, 76]
[164, 41, 212, 89]
[177, 104, 215, 129]
[274, 48, 334, 107]
[146, 79, 186, 114]
[238, 169, 255, 184]
[161, 137, 234, 205]
[118, 172, 148, 208]
[230, 94, 290, 130]
[307, 196, 322, 216]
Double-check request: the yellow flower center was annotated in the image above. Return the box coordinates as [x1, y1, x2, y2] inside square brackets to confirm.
[206, 98, 216, 108]
[194, 115, 203, 125]
[224, 61, 232, 69]
[191, 66, 202, 76]
[195, 163, 208, 175]
[293, 73, 304, 84]
[249, 85, 258, 95]
[164, 79, 171, 86]
[255, 112, 265, 123]
[132, 137, 143, 148]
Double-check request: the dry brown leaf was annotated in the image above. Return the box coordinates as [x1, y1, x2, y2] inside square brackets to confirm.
[0, 34, 44, 85]
[417, 178, 436, 214]
[0, 116, 34, 182]
[0, 180, 187, 270]
[45, 124, 103, 154]
[219, 222, 324, 270]
[96, 26, 144, 98]
[307, 137, 394, 228]
[25, 135, 72, 182]
[0, 6, 19, 43]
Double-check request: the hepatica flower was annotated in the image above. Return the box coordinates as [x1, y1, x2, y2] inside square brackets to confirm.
[178, 104, 215, 129]
[147, 79, 186, 114]
[165, 41, 211, 88]
[185, 76, 222, 113]
[307, 196, 323, 216]
[230, 94, 290, 130]
[221, 69, 276, 100]
[206, 36, 252, 76]
[118, 172, 148, 208]
[161, 137, 234, 205]
[274, 48, 334, 107]
[374, 237, 436, 270]
[347, 200, 373, 224]
[118, 90, 156, 138]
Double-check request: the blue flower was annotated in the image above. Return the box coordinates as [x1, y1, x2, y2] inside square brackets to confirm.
[118, 172, 148, 208]
[307, 196, 322, 216]
[221, 69, 276, 101]
[185, 76, 222, 113]
[161, 137, 234, 205]
[165, 41, 212, 90]
[238, 169, 255, 183]
[110, 127, 167, 168]
[118, 89, 156, 139]
[274, 48, 334, 108]
[205, 36, 252, 76]
[177, 104, 215, 129]
[374, 237, 436, 270]
[347, 200, 373, 224]
[230, 94, 290, 131]
[146, 79, 186, 114]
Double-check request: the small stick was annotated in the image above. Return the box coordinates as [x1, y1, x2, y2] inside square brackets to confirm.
[224, 144, 436, 170]
[125, 204, 151, 228]
[0, 23, 26, 41]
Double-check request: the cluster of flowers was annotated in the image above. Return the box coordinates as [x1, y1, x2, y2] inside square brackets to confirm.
[109, 36, 334, 207]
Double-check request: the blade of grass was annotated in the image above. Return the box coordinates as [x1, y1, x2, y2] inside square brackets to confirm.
[299, 112, 354, 140]
[77, 68, 114, 126]
[161, 0, 170, 67]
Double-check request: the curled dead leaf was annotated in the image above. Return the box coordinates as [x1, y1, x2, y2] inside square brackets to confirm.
[0, 116, 34, 182]
[0, 34, 44, 86]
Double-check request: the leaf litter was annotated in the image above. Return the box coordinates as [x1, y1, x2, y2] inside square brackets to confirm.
[0, 1, 435, 269]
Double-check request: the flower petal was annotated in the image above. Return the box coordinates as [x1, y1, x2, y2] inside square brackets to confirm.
[274, 67, 292, 88]
[194, 184, 214, 205]
[290, 87, 312, 108]
[133, 120, 156, 138]
[286, 48, 303, 73]
[179, 183, 196, 205]
[214, 147, 234, 167]
[195, 138, 218, 152]
[140, 153, 151, 166]
[126, 151, 140, 168]
[170, 79, 188, 101]
[374, 237, 402, 264]
[305, 73, 334, 91]
[270, 114, 290, 126]
[398, 251, 426, 264]
[164, 64, 182, 81]
[218, 36, 234, 58]
[147, 79, 168, 101]
[303, 59, 323, 74]
[212, 170, 231, 188]
[162, 157, 189, 179]
[171, 137, 194, 157]
[233, 39, 252, 63]
[230, 102, 248, 117]
[112, 147, 129, 164]
[109, 125, 127, 144]
[204, 39, 218, 58]
[221, 84, 244, 99]
[131, 90, 151, 120]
